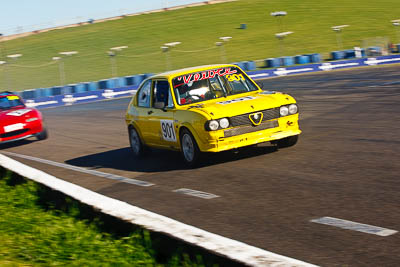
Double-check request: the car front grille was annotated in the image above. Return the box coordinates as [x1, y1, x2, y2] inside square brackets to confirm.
[0, 129, 30, 138]
[229, 108, 280, 127]
[224, 120, 279, 138]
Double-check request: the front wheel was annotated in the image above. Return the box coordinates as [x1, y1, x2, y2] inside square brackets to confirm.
[180, 129, 201, 167]
[277, 135, 299, 148]
[129, 127, 145, 157]
[36, 128, 48, 141]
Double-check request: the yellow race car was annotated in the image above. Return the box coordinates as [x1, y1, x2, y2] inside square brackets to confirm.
[125, 64, 301, 166]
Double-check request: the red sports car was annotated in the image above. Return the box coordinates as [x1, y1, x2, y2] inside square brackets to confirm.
[0, 91, 48, 144]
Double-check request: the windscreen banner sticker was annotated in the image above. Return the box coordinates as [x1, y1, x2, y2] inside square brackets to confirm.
[216, 96, 257, 105]
[160, 120, 177, 142]
[7, 96, 20, 101]
[7, 109, 31, 116]
[226, 73, 245, 82]
[176, 67, 238, 85]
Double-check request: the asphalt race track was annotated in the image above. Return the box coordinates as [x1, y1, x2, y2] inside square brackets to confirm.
[1, 65, 400, 266]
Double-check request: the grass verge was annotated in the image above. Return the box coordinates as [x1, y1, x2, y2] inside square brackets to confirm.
[0, 167, 239, 266]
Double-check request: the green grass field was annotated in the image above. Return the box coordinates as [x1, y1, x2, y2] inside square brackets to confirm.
[0, 170, 214, 266]
[0, 0, 399, 90]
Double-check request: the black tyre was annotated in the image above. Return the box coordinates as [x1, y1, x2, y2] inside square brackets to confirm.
[36, 128, 48, 141]
[277, 135, 299, 148]
[180, 128, 201, 167]
[129, 126, 145, 157]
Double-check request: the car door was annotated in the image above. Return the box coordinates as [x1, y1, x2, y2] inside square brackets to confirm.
[146, 79, 178, 149]
[133, 79, 153, 144]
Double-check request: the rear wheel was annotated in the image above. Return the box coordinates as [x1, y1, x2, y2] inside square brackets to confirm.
[180, 128, 201, 167]
[129, 127, 145, 157]
[277, 135, 299, 148]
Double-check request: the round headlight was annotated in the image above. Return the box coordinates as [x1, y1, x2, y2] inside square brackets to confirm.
[219, 118, 229, 129]
[208, 120, 219, 131]
[288, 104, 298, 114]
[280, 106, 289, 117]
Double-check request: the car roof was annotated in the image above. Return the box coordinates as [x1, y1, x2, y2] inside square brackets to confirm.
[151, 64, 238, 79]
[0, 91, 18, 98]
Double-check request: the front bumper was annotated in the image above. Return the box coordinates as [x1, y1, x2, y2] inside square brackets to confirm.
[198, 114, 301, 152]
[0, 134, 35, 145]
[0, 120, 43, 144]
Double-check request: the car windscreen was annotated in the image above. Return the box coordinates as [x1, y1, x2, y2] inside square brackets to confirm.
[0, 96, 25, 110]
[172, 67, 258, 105]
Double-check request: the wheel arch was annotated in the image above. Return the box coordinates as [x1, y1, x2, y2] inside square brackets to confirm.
[127, 121, 145, 143]
[178, 124, 202, 148]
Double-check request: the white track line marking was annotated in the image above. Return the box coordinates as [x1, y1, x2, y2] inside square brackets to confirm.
[311, 217, 398, 237]
[1, 151, 154, 187]
[0, 153, 318, 266]
[173, 188, 219, 199]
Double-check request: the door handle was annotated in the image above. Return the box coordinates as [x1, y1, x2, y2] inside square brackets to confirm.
[147, 110, 153, 115]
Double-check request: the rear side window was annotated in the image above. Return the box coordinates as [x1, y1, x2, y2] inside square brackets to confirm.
[137, 80, 151, 107]
[153, 80, 174, 108]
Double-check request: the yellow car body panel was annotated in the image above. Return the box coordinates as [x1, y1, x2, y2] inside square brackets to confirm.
[125, 64, 301, 153]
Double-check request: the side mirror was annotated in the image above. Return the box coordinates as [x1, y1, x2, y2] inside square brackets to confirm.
[256, 81, 264, 89]
[154, 101, 165, 109]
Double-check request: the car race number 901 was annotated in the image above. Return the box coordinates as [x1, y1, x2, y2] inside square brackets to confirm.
[160, 120, 176, 142]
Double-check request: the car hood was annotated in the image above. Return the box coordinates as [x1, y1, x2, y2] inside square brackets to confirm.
[185, 91, 296, 119]
[0, 107, 39, 125]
